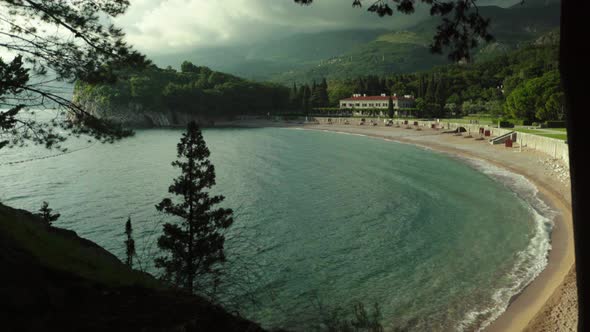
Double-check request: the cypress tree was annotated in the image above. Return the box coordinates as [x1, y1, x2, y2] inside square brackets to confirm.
[155, 121, 234, 293]
[388, 96, 394, 118]
[125, 217, 136, 268]
[434, 79, 446, 116]
[380, 78, 387, 94]
[310, 80, 322, 108]
[425, 76, 436, 102]
[302, 85, 311, 114]
[289, 82, 299, 110]
[297, 84, 306, 110]
[319, 78, 329, 107]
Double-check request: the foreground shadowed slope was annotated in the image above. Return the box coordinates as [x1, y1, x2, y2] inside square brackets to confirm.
[0, 203, 264, 332]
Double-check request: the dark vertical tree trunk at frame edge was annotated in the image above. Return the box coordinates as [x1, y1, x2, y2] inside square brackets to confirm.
[561, 1, 590, 329]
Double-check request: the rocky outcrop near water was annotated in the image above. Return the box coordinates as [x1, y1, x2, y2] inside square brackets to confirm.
[73, 94, 222, 128]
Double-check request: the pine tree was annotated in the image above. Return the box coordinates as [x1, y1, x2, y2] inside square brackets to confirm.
[388, 96, 395, 119]
[125, 217, 136, 268]
[297, 84, 306, 110]
[379, 78, 387, 94]
[289, 82, 299, 109]
[419, 75, 427, 98]
[310, 80, 322, 108]
[434, 79, 446, 116]
[425, 76, 436, 102]
[37, 201, 60, 226]
[155, 122, 234, 293]
[302, 85, 311, 114]
[319, 78, 329, 107]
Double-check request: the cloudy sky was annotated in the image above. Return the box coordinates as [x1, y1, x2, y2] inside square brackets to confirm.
[114, 0, 522, 55]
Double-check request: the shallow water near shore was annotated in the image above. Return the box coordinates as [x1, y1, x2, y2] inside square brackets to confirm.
[0, 127, 553, 331]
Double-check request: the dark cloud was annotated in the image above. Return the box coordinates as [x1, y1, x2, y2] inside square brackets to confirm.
[115, 0, 522, 55]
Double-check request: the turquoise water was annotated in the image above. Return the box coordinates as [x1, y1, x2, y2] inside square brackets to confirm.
[0, 127, 553, 331]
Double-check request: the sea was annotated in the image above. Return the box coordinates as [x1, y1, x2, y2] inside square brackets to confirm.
[0, 126, 554, 331]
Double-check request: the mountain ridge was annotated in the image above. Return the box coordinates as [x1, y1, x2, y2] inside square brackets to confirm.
[152, 2, 560, 84]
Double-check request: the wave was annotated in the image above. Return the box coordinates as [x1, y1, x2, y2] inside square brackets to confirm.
[457, 157, 555, 332]
[290, 126, 556, 331]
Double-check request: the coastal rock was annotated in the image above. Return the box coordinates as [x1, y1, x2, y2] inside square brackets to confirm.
[73, 94, 221, 128]
[538, 158, 570, 184]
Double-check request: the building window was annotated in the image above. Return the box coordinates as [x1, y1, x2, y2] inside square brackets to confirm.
[362, 104, 367, 107]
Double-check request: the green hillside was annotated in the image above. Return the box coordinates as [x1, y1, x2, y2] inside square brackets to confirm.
[74, 62, 290, 119]
[150, 2, 559, 84]
[270, 2, 560, 84]
[152, 30, 386, 81]
[0, 203, 263, 331]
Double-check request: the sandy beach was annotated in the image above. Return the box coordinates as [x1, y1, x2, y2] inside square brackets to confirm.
[291, 122, 577, 331]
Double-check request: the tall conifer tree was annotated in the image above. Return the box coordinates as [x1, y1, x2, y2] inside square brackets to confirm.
[388, 96, 395, 119]
[155, 122, 234, 293]
[425, 76, 436, 102]
[125, 217, 135, 268]
[319, 78, 329, 107]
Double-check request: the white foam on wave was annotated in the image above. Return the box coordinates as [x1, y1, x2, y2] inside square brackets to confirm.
[456, 157, 555, 332]
[288, 127, 556, 331]
[289, 127, 410, 141]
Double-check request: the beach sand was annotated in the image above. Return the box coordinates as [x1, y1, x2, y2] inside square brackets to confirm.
[295, 123, 577, 332]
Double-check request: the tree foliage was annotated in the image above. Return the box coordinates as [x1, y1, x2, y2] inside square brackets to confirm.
[504, 69, 563, 122]
[294, 0, 494, 62]
[0, 0, 149, 150]
[326, 43, 562, 121]
[37, 201, 60, 226]
[320, 302, 384, 332]
[388, 96, 394, 118]
[155, 121, 234, 294]
[75, 62, 291, 117]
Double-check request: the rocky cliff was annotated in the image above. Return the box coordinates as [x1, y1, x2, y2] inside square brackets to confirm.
[73, 93, 223, 128]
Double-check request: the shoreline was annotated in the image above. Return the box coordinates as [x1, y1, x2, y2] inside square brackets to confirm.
[294, 123, 575, 331]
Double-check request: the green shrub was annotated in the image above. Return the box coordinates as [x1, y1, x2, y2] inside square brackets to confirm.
[499, 121, 515, 128]
[465, 113, 492, 118]
[545, 120, 566, 128]
[513, 119, 532, 126]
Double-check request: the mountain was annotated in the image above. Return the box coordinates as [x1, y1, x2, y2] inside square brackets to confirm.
[152, 2, 560, 84]
[510, 0, 560, 8]
[151, 30, 387, 81]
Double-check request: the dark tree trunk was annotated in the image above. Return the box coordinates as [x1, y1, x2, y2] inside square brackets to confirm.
[561, 1, 589, 329]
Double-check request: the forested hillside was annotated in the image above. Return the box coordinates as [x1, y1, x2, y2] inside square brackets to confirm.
[74, 62, 290, 118]
[74, 30, 562, 124]
[150, 1, 560, 84]
[324, 33, 562, 123]
[273, 2, 560, 83]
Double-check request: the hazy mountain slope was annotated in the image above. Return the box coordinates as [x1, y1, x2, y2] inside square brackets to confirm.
[271, 2, 560, 83]
[151, 30, 386, 81]
[145, 1, 560, 84]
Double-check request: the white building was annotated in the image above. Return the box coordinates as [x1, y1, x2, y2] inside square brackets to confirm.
[339, 93, 415, 110]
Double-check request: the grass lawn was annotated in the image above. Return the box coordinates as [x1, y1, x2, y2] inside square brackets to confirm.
[445, 117, 497, 125]
[514, 128, 568, 141]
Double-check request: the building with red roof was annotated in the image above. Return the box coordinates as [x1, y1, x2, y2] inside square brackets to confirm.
[339, 93, 415, 111]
